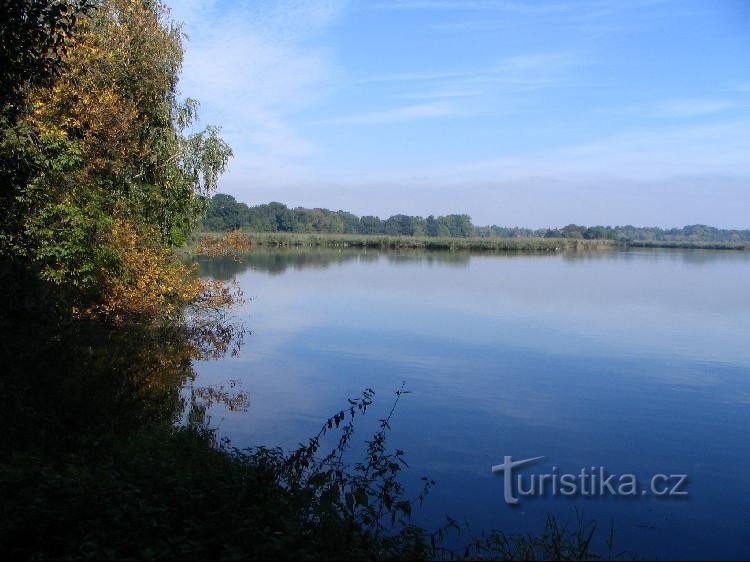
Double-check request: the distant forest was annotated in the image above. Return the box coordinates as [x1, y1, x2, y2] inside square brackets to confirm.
[203, 194, 750, 242]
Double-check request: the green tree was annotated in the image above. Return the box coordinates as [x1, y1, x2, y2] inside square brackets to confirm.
[359, 215, 384, 234]
[203, 193, 249, 231]
[441, 214, 473, 237]
[383, 214, 408, 235]
[336, 210, 360, 233]
[561, 224, 584, 239]
[1, 0, 233, 319]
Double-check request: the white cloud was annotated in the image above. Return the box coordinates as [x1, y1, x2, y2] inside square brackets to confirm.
[309, 101, 461, 125]
[366, 0, 579, 15]
[351, 119, 747, 185]
[166, 0, 750, 229]
[357, 68, 476, 84]
[734, 81, 750, 93]
[393, 89, 482, 100]
[357, 51, 585, 88]
[654, 98, 737, 119]
[169, 0, 348, 178]
[304, 52, 586, 127]
[332, 51, 586, 123]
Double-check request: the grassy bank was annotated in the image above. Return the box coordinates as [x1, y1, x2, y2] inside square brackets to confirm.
[188, 231, 616, 255]
[186, 231, 750, 257]
[624, 240, 750, 250]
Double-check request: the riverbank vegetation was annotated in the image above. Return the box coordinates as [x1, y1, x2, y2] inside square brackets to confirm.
[625, 240, 749, 250]
[190, 231, 615, 257]
[203, 194, 750, 248]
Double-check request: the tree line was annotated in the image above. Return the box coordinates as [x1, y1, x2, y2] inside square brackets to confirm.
[203, 194, 750, 242]
[203, 194, 474, 237]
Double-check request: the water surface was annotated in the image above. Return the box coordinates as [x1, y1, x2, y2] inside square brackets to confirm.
[195, 248, 750, 560]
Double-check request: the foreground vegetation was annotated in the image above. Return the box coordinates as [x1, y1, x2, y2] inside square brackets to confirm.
[0, 2, 625, 559]
[0, 319, 618, 560]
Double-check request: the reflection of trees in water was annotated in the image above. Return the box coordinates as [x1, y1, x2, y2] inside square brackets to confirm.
[384, 251, 471, 268]
[194, 246, 750, 283]
[0, 284, 245, 455]
[0, 279, 443, 560]
[561, 248, 750, 266]
[1, 259, 635, 559]
[194, 248, 473, 278]
[199, 247, 702, 279]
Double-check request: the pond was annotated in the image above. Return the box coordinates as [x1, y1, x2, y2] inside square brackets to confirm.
[194, 247, 750, 560]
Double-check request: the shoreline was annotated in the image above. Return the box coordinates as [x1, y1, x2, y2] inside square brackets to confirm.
[183, 231, 749, 257]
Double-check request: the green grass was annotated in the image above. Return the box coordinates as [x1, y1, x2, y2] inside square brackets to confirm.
[190, 231, 616, 254]
[624, 240, 749, 250]
[185, 231, 750, 256]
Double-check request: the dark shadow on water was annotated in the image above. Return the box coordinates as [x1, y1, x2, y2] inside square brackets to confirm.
[0, 264, 245, 456]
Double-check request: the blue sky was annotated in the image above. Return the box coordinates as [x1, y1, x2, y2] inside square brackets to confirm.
[171, 0, 750, 228]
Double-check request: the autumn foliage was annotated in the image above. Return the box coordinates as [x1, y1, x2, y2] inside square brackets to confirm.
[1, 0, 233, 324]
[75, 219, 230, 323]
[196, 230, 255, 257]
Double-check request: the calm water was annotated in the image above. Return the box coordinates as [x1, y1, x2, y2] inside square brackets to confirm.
[195, 248, 750, 560]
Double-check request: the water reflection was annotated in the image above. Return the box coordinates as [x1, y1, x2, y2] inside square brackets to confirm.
[193, 246, 750, 280]
[191, 247, 477, 279]
[195, 246, 750, 560]
[0, 287, 244, 455]
[561, 246, 750, 265]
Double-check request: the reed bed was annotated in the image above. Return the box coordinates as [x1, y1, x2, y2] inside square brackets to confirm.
[190, 231, 617, 255]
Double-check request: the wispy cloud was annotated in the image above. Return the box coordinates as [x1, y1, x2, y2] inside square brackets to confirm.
[309, 101, 460, 125]
[319, 51, 585, 125]
[366, 0, 579, 15]
[357, 52, 586, 87]
[356, 69, 474, 85]
[420, 1, 681, 40]
[168, 0, 750, 228]
[417, 119, 750, 182]
[170, 0, 348, 179]
[654, 98, 737, 119]
[393, 89, 482, 101]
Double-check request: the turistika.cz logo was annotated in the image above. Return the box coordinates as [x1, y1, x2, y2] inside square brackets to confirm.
[491, 456, 688, 505]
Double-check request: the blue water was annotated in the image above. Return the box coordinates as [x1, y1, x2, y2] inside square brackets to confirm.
[195, 248, 750, 560]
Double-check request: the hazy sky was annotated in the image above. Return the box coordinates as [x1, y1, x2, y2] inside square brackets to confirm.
[170, 0, 750, 228]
